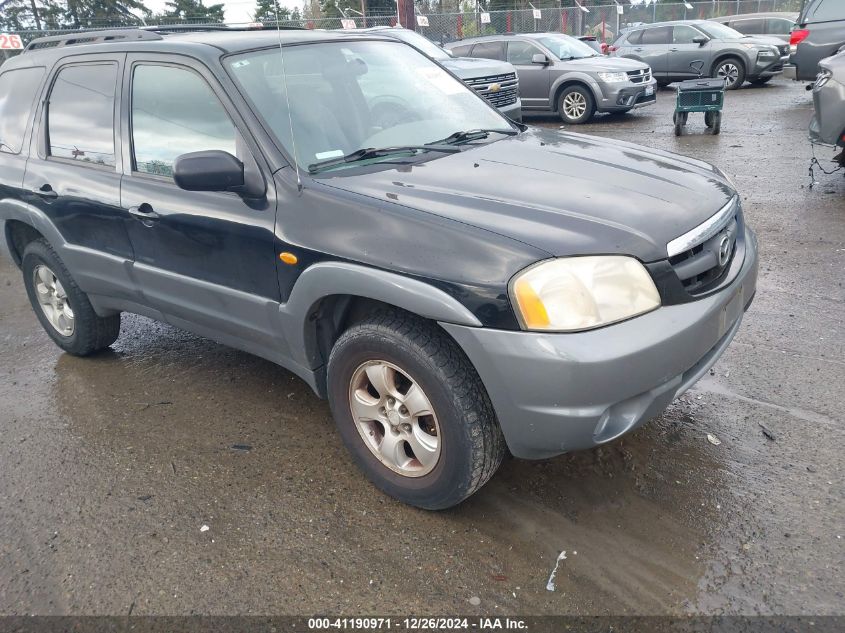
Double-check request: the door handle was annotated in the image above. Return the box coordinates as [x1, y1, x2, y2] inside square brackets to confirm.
[670, 47, 679, 51]
[35, 184, 58, 199]
[127, 203, 160, 224]
[635, 47, 644, 52]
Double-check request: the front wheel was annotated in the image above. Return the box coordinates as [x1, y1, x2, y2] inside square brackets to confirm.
[327, 310, 505, 510]
[713, 58, 746, 90]
[558, 85, 595, 125]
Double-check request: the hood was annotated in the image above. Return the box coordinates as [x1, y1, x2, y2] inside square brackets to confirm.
[556, 55, 649, 72]
[314, 128, 735, 263]
[442, 56, 517, 79]
[720, 34, 784, 48]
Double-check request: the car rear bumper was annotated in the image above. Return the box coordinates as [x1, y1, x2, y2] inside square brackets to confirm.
[442, 226, 759, 460]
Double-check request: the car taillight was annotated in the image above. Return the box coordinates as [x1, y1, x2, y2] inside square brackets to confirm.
[790, 28, 810, 50]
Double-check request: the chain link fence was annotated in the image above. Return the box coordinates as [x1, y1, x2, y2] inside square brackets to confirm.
[3, 0, 803, 61]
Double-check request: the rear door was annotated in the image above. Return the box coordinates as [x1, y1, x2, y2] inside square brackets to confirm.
[119, 54, 282, 353]
[669, 25, 712, 79]
[637, 26, 672, 78]
[506, 40, 551, 109]
[22, 54, 140, 303]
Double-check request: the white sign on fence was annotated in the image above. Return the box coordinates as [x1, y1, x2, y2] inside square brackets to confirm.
[0, 33, 24, 49]
[480, 12, 491, 24]
[617, 5, 624, 15]
[416, 15, 429, 26]
[684, 1, 694, 8]
[341, 18, 356, 29]
[532, 8, 541, 20]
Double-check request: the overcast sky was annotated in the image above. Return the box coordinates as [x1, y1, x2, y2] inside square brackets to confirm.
[141, 0, 305, 25]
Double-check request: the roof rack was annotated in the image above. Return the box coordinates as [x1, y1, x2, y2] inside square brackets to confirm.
[25, 29, 162, 52]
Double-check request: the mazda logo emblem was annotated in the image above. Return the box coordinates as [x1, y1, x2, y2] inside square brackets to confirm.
[718, 235, 732, 267]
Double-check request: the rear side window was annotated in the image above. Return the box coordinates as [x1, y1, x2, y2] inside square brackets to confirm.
[47, 63, 117, 167]
[131, 64, 236, 177]
[731, 18, 766, 34]
[0, 67, 45, 155]
[808, 0, 843, 22]
[641, 27, 671, 45]
[625, 30, 643, 45]
[471, 41, 506, 61]
[449, 44, 472, 56]
[767, 18, 795, 34]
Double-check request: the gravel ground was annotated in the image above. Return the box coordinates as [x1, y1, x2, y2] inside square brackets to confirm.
[0, 77, 842, 617]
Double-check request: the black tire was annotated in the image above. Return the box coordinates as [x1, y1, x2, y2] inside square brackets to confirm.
[713, 57, 746, 90]
[327, 309, 506, 510]
[22, 239, 120, 356]
[657, 80, 671, 89]
[557, 85, 595, 125]
[673, 111, 686, 136]
[750, 76, 772, 85]
[710, 111, 722, 135]
[704, 111, 715, 127]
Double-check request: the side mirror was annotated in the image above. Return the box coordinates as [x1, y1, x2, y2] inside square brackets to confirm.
[173, 150, 245, 193]
[532, 53, 548, 65]
[692, 35, 709, 46]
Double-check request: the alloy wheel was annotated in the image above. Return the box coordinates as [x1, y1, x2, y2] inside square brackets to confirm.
[717, 62, 740, 88]
[33, 264, 74, 336]
[348, 360, 441, 477]
[562, 91, 588, 120]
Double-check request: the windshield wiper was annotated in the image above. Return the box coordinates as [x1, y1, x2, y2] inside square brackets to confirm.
[429, 128, 518, 146]
[308, 145, 459, 173]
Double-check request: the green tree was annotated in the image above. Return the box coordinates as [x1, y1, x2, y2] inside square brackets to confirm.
[163, 0, 225, 23]
[254, 0, 291, 23]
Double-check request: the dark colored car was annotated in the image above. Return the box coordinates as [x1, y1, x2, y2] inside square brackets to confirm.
[0, 27, 758, 509]
[612, 20, 789, 89]
[790, 0, 845, 81]
[709, 12, 798, 43]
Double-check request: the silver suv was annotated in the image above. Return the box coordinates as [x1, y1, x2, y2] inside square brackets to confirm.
[612, 20, 789, 89]
[809, 49, 845, 168]
[445, 33, 656, 125]
[355, 27, 522, 122]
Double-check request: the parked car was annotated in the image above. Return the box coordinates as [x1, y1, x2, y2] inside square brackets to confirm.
[0, 27, 758, 509]
[578, 35, 607, 55]
[790, 0, 845, 81]
[445, 33, 656, 124]
[709, 12, 798, 43]
[809, 50, 845, 168]
[350, 26, 522, 122]
[611, 20, 789, 89]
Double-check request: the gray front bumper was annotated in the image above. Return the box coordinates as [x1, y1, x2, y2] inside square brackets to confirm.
[498, 98, 523, 122]
[442, 226, 759, 460]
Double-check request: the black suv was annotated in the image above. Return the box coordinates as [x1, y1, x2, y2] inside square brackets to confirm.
[790, 0, 845, 81]
[0, 28, 758, 509]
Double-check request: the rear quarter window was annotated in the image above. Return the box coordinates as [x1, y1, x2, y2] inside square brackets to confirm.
[0, 67, 45, 155]
[449, 44, 472, 57]
[807, 0, 844, 22]
[470, 41, 506, 61]
[625, 30, 644, 46]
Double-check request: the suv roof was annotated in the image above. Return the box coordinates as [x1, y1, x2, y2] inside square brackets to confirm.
[19, 27, 393, 62]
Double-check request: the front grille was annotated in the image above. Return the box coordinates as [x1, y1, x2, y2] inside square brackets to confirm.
[466, 72, 519, 108]
[627, 68, 652, 83]
[668, 211, 739, 294]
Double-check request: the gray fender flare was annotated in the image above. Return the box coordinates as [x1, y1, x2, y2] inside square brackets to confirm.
[549, 73, 603, 110]
[279, 261, 482, 370]
[1, 198, 67, 265]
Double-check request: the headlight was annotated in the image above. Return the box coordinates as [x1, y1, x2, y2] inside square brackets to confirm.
[597, 71, 628, 83]
[510, 256, 661, 332]
[757, 48, 777, 58]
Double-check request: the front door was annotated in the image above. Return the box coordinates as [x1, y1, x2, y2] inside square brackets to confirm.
[669, 25, 713, 79]
[506, 40, 551, 110]
[119, 55, 283, 354]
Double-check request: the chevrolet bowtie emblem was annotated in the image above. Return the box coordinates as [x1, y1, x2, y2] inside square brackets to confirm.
[489, 83, 501, 93]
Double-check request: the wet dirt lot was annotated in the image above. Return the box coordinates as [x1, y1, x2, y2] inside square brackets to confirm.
[0, 79, 843, 617]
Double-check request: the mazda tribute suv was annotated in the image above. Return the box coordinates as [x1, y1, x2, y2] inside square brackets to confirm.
[0, 27, 758, 509]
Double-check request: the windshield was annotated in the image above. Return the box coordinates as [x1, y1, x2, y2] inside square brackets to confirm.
[536, 34, 599, 60]
[390, 30, 450, 61]
[228, 41, 510, 172]
[698, 22, 744, 39]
